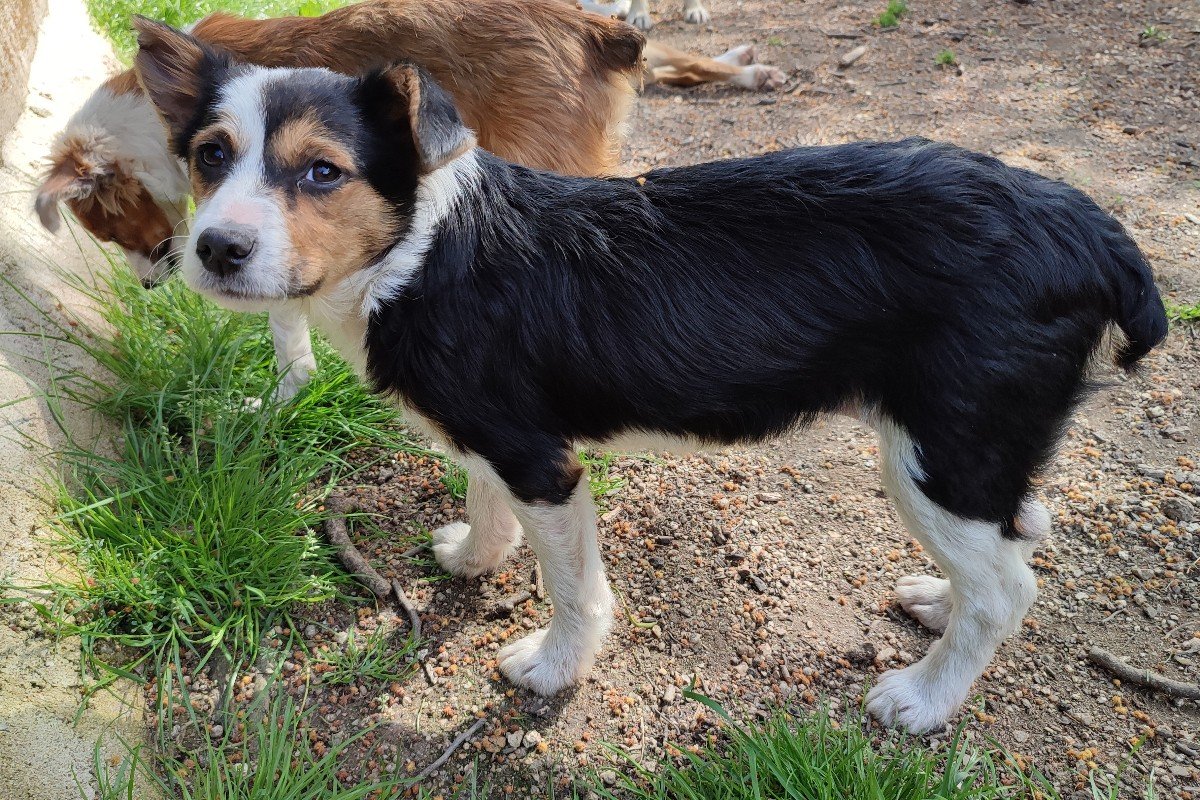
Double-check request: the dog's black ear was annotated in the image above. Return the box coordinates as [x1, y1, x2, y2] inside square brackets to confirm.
[359, 64, 476, 173]
[133, 17, 225, 156]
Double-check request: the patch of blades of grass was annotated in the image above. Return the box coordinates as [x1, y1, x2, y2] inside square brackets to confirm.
[315, 623, 421, 685]
[86, 0, 349, 62]
[1166, 300, 1200, 324]
[92, 673, 411, 800]
[584, 692, 1156, 800]
[1, 253, 423, 689]
[874, 0, 908, 28]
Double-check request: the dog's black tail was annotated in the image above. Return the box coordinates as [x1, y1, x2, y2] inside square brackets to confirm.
[1100, 226, 1168, 371]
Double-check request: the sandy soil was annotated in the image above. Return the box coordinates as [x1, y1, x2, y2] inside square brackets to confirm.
[168, 2, 1200, 798]
[0, 2, 151, 798]
[10, 0, 1198, 798]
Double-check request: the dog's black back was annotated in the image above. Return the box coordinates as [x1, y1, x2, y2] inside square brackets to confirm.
[366, 138, 1166, 531]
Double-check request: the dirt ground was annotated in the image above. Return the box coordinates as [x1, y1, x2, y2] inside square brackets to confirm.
[168, 0, 1198, 797]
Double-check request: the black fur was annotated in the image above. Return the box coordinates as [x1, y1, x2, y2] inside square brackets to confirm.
[363, 139, 1167, 533]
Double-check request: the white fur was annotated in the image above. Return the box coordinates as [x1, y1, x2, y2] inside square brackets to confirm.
[624, 0, 653, 30]
[865, 418, 1039, 732]
[499, 476, 614, 695]
[268, 307, 317, 402]
[714, 44, 756, 67]
[580, 0, 708, 29]
[58, 86, 191, 206]
[683, 0, 711, 24]
[895, 575, 952, 633]
[431, 456, 523, 577]
[182, 67, 295, 306]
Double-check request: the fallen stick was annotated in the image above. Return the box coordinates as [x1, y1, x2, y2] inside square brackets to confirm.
[323, 495, 392, 599]
[501, 590, 532, 613]
[1087, 646, 1200, 701]
[391, 579, 422, 640]
[413, 717, 487, 783]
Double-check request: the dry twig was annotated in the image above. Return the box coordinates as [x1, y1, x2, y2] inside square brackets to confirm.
[1087, 646, 1200, 701]
[413, 717, 487, 782]
[391, 579, 422, 640]
[323, 495, 391, 599]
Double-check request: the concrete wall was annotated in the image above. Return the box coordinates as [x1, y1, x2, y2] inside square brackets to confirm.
[0, 0, 48, 144]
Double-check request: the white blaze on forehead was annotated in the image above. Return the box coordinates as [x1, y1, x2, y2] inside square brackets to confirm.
[181, 67, 294, 304]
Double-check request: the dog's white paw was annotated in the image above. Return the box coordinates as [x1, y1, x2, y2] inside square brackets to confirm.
[626, 9, 654, 29]
[715, 44, 757, 66]
[895, 575, 952, 633]
[431, 522, 503, 578]
[749, 64, 786, 91]
[498, 628, 588, 695]
[866, 667, 956, 733]
[683, 4, 711, 24]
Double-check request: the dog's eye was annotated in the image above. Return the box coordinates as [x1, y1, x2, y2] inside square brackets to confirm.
[305, 160, 342, 185]
[197, 143, 226, 168]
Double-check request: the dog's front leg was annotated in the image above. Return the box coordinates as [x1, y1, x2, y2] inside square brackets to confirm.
[624, 0, 654, 30]
[577, 0, 633, 19]
[497, 469, 614, 695]
[682, 0, 710, 24]
[268, 308, 317, 403]
[432, 461, 523, 577]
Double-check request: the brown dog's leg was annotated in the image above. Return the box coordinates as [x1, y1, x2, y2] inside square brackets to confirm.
[644, 40, 785, 90]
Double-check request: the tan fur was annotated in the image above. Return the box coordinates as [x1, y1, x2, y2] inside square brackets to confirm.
[188, 0, 642, 177]
[286, 180, 399, 297]
[261, 115, 400, 294]
[644, 40, 743, 86]
[267, 115, 347, 174]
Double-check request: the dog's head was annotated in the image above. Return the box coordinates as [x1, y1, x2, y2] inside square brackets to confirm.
[132, 18, 475, 310]
[35, 72, 190, 287]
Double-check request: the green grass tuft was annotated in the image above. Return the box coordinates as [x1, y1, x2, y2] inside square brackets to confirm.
[94, 673, 411, 800]
[85, 0, 349, 61]
[315, 623, 421, 685]
[1166, 300, 1200, 325]
[874, 0, 908, 28]
[585, 692, 1158, 800]
[936, 48, 958, 67]
[1139, 25, 1168, 43]
[1, 256, 423, 690]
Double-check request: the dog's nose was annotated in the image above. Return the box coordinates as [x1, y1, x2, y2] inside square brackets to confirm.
[195, 225, 256, 277]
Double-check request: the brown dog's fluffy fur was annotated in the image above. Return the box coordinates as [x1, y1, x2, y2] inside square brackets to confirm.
[185, 0, 643, 176]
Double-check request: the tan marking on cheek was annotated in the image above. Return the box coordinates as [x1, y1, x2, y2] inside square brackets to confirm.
[285, 181, 398, 295]
[191, 171, 215, 202]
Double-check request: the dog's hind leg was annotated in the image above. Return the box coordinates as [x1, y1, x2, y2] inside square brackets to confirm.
[644, 41, 785, 90]
[894, 497, 1049, 634]
[432, 460, 523, 578]
[866, 420, 1038, 732]
[497, 464, 614, 695]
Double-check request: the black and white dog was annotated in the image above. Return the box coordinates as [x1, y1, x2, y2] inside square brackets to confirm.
[135, 20, 1167, 732]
